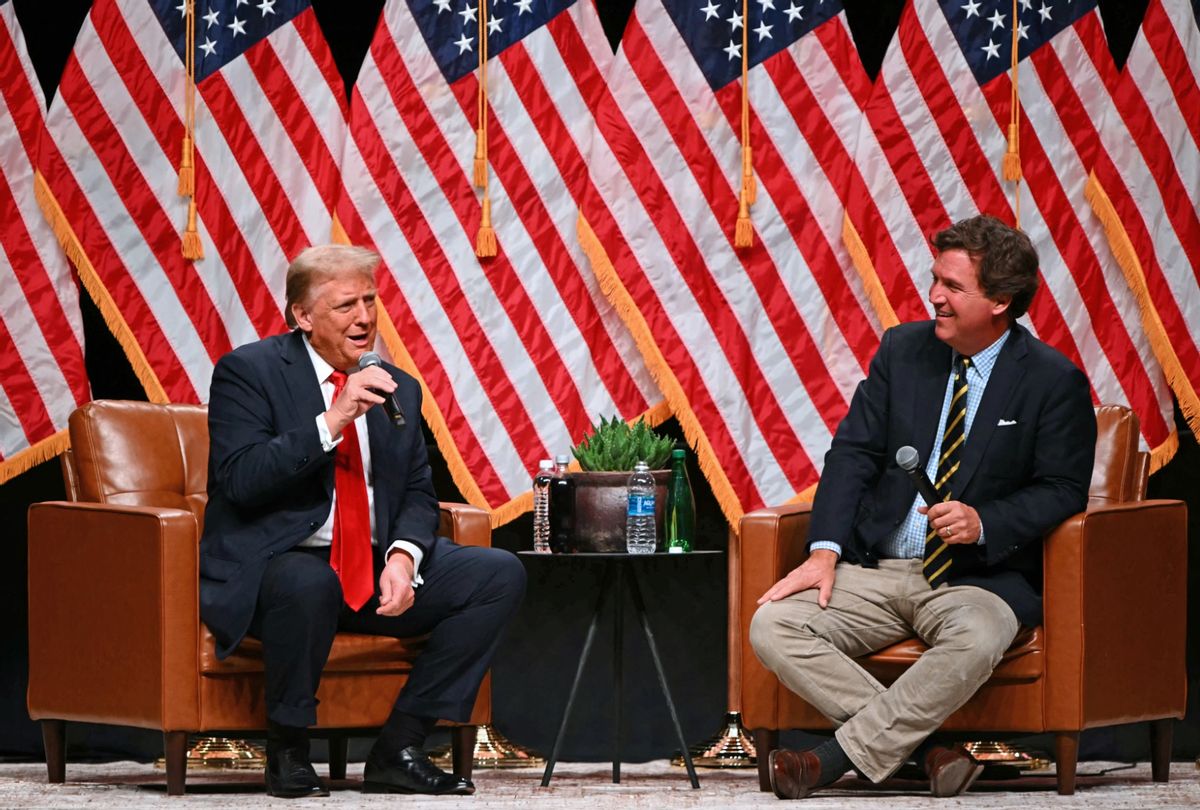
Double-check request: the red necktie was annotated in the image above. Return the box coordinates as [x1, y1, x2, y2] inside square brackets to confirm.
[328, 371, 374, 611]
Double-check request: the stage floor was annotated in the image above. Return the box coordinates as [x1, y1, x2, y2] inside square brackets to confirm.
[1, 759, 1197, 807]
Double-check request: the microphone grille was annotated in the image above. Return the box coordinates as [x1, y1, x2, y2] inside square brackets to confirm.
[895, 446, 920, 472]
[358, 351, 383, 369]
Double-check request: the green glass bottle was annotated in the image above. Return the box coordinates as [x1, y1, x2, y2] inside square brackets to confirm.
[665, 448, 695, 553]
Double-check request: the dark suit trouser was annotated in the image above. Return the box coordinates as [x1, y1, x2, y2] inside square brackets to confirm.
[248, 539, 526, 728]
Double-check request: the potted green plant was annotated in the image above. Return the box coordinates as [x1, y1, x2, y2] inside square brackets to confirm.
[568, 416, 676, 552]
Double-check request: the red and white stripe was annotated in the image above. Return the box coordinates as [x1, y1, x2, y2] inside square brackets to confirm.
[0, 1, 89, 483]
[1089, 0, 1200, 432]
[581, 1, 884, 521]
[845, 0, 1175, 462]
[39, 0, 345, 405]
[338, 0, 661, 516]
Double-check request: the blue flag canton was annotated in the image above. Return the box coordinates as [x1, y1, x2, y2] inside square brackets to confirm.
[941, 0, 1095, 87]
[409, 0, 576, 85]
[663, 0, 843, 92]
[151, 0, 309, 82]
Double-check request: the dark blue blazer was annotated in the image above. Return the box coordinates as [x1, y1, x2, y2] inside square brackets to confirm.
[198, 330, 439, 658]
[808, 321, 1096, 626]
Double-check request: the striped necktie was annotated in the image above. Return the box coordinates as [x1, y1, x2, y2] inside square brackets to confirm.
[924, 355, 970, 588]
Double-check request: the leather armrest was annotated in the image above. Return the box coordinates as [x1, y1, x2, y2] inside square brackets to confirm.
[1041, 499, 1188, 729]
[26, 501, 201, 730]
[738, 503, 814, 597]
[438, 502, 491, 548]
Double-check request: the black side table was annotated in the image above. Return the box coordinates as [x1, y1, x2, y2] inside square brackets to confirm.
[519, 550, 721, 789]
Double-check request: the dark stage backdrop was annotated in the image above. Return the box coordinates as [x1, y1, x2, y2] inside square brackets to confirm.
[3, 0, 1197, 766]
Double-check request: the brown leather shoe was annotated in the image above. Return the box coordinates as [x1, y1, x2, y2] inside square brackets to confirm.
[769, 748, 824, 800]
[924, 744, 984, 798]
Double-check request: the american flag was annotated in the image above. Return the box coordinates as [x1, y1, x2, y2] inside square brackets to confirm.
[337, 0, 663, 523]
[1087, 0, 1200, 436]
[0, 0, 90, 484]
[843, 0, 1176, 466]
[579, 0, 884, 523]
[37, 0, 346, 405]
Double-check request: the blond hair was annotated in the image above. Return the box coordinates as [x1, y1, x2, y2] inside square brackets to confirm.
[284, 245, 381, 328]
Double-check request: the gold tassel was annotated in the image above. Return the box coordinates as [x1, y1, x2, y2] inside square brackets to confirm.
[177, 135, 194, 196]
[734, 193, 753, 249]
[473, 128, 487, 188]
[741, 144, 756, 205]
[1002, 123, 1022, 181]
[475, 197, 497, 258]
[1002, 0, 1023, 197]
[182, 199, 204, 259]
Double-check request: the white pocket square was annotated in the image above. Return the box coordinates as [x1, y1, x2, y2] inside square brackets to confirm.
[997, 418, 1018, 427]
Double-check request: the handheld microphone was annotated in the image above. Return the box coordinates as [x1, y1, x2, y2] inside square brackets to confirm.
[896, 446, 941, 507]
[357, 352, 406, 427]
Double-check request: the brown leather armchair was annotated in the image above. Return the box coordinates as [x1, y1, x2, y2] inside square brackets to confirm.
[27, 400, 491, 794]
[736, 405, 1187, 795]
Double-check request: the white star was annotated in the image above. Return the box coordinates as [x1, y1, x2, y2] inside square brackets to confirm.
[961, 0, 980, 18]
[982, 38, 1000, 60]
[257, 0, 276, 16]
[236, 0, 249, 6]
[726, 10, 742, 30]
[459, 4, 478, 24]
[784, 2, 804, 22]
[754, 20, 773, 41]
[700, 0, 720, 21]
[1018, 0, 1032, 11]
[1038, 2, 1052, 22]
[987, 9, 1005, 30]
[488, 14, 503, 34]
[203, 8, 219, 27]
[1017, 21, 1029, 39]
[723, 40, 742, 60]
[455, 32, 474, 53]
[199, 38, 217, 57]
[515, 0, 533, 14]
[228, 16, 247, 37]
[757, 0, 776, 10]
[434, 0, 451, 11]
[176, 1, 186, 17]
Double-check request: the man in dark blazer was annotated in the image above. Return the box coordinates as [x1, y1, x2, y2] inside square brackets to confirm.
[199, 245, 525, 798]
[750, 216, 1096, 800]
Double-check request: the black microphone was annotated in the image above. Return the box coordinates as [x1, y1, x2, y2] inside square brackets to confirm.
[357, 352, 406, 427]
[896, 445, 940, 507]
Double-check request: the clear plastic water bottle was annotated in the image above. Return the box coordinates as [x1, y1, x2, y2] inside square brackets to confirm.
[625, 460, 657, 554]
[549, 454, 575, 554]
[532, 459, 553, 553]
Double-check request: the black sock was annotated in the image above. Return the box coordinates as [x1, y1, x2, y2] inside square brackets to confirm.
[375, 710, 437, 757]
[267, 720, 309, 752]
[811, 737, 852, 786]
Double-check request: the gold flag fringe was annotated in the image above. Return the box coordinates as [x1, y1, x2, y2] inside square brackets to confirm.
[34, 171, 169, 404]
[1085, 172, 1195, 467]
[579, 210, 753, 531]
[841, 213, 901, 329]
[0, 429, 71, 486]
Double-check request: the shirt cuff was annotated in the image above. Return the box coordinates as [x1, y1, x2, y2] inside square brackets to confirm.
[386, 540, 425, 587]
[808, 541, 842, 558]
[315, 414, 342, 453]
[976, 521, 986, 546]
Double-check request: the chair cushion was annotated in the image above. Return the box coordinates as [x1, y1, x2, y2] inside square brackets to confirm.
[200, 627, 426, 675]
[858, 626, 1043, 683]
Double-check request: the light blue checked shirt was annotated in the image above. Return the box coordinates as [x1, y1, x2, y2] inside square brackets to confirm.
[812, 329, 1010, 560]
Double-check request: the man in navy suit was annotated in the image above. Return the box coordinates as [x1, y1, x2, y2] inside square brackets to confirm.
[199, 245, 525, 798]
[750, 216, 1096, 800]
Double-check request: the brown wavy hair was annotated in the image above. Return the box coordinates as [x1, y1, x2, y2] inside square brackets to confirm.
[932, 215, 1039, 321]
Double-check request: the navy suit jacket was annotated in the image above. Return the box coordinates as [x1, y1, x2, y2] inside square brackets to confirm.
[199, 330, 440, 658]
[808, 321, 1096, 626]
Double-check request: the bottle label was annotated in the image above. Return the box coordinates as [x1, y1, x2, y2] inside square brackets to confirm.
[668, 546, 684, 554]
[627, 493, 655, 516]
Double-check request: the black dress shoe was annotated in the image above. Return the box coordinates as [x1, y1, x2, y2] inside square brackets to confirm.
[265, 744, 329, 799]
[362, 746, 475, 795]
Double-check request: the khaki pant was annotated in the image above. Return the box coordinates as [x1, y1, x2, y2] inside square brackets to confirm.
[749, 559, 1019, 782]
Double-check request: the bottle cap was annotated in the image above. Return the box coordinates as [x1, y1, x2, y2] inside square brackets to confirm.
[555, 454, 570, 465]
[538, 459, 553, 470]
[672, 448, 685, 460]
[634, 460, 649, 471]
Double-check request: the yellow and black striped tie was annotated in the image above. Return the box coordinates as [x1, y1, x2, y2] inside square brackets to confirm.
[924, 355, 970, 588]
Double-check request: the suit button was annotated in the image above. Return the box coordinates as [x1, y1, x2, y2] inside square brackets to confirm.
[268, 551, 275, 559]
[309, 521, 318, 530]
[301, 456, 309, 464]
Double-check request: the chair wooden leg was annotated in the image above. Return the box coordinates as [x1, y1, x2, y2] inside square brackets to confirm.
[1149, 719, 1173, 783]
[754, 729, 779, 793]
[41, 720, 65, 784]
[450, 725, 476, 781]
[163, 732, 188, 796]
[328, 735, 348, 781]
[1054, 731, 1079, 795]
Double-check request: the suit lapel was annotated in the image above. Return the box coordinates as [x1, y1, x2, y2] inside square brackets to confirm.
[911, 331, 953, 462]
[280, 330, 326, 426]
[955, 325, 1028, 494]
